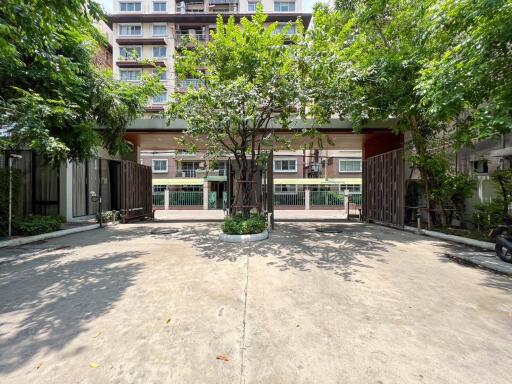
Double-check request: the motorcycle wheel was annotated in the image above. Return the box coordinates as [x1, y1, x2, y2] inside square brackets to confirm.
[496, 244, 512, 263]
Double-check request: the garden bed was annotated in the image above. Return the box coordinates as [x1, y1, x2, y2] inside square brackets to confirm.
[219, 213, 269, 242]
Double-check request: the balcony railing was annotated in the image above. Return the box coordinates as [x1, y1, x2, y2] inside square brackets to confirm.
[176, 169, 197, 177]
[175, 33, 207, 47]
[176, 1, 239, 13]
[208, 4, 238, 13]
[209, 0, 239, 4]
[176, 2, 205, 13]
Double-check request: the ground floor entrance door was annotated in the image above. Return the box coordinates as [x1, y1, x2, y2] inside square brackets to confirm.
[210, 181, 227, 209]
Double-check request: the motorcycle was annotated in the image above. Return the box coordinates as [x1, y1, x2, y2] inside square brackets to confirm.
[490, 225, 512, 263]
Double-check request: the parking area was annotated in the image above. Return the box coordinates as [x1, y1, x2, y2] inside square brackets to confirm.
[0, 222, 511, 383]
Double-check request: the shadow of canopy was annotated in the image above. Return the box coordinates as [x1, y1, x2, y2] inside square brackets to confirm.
[0, 249, 145, 374]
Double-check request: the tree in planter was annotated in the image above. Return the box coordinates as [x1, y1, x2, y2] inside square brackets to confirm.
[0, 0, 162, 163]
[167, 10, 306, 218]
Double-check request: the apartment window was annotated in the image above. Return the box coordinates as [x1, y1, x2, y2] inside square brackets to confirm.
[274, 184, 297, 193]
[179, 78, 202, 89]
[152, 46, 167, 58]
[471, 159, 489, 174]
[119, 70, 141, 81]
[338, 184, 362, 194]
[180, 161, 201, 177]
[153, 1, 167, 12]
[274, 1, 295, 12]
[152, 92, 167, 104]
[275, 23, 296, 35]
[339, 158, 362, 173]
[248, 2, 260, 11]
[153, 69, 167, 81]
[153, 24, 168, 36]
[120, 2, 141, 11]
[119, 46, 142, 59]
[214, 161, 227, 176]
[153, 185, 167, 193]
[274, 158, 297, 172]
[119, 24, 142, 36]
[152, 160, 168, 173]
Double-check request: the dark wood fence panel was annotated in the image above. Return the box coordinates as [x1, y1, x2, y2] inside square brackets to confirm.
[363, 148, 404, 228]
[121, 160, 152, 222]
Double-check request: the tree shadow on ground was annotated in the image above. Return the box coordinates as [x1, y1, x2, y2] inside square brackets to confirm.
[0, 248, 145, 374]
[437, 253, 512, 293]
[173, 222, 395, 282]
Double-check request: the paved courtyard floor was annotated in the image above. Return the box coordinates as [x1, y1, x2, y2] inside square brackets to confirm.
[0, 222, 511, 383]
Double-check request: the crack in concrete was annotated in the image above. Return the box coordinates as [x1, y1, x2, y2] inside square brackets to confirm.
[239, 251, 250, 384]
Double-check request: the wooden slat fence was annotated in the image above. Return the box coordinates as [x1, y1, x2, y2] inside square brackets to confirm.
[363, 148, 405, 228]
[121, 160, 153, 223]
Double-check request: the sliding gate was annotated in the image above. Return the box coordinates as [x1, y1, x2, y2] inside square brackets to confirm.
[121, 160, 152, 222]
[363, 148, 405, 228]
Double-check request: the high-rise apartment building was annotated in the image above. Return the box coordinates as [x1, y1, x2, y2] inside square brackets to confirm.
[108, 0, 311, 113]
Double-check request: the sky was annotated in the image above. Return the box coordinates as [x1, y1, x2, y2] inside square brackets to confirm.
[97, 0, 318, 13]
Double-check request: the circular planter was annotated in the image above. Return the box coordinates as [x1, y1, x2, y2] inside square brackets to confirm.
[219, 229, 269, 243]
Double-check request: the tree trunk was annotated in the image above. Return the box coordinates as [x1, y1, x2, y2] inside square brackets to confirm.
[239, 164, 251, 219]
[409, 115, 433, 229]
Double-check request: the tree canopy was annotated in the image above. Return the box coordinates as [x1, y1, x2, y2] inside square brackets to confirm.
[299, 0, 511, 224]
[167, 9, 305, 216]
[0, 0, 161, 162]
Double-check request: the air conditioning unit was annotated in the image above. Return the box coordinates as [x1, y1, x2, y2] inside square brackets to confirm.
[310, 163, 321, 173]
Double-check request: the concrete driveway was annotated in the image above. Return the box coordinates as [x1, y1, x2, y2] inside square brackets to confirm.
[0, 222, 511, 383]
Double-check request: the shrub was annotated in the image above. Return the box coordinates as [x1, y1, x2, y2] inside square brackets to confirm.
[472, 200, 504, 232]
[12, 215, 65, 236]
[221, 213, 267, 235]
[96, 210, 120, 223]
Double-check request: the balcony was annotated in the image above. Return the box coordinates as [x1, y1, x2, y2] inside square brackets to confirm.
[115, 37, 167, 46]
[208, 0, 239, 13]
[175, 32, 207, 48]
[145, 106, 165, 113]
[116, 55, 167, 68]
[176, 169, 198, 178]
[176, 1, 205, 13]
[177, 78, 202, 92]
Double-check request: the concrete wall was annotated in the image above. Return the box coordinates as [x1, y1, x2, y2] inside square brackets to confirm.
[456, 134, 511, 214]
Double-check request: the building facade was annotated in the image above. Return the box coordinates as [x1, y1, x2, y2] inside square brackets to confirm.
[141, 149, 363, 210]
[456, 133, 512, 215]
[108, 0, 309, 113]
[108, 1, 360, 211]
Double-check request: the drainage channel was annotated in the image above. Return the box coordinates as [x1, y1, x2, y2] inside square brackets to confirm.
[315, 225, 345, 234]
[149, 228, 179, 235]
